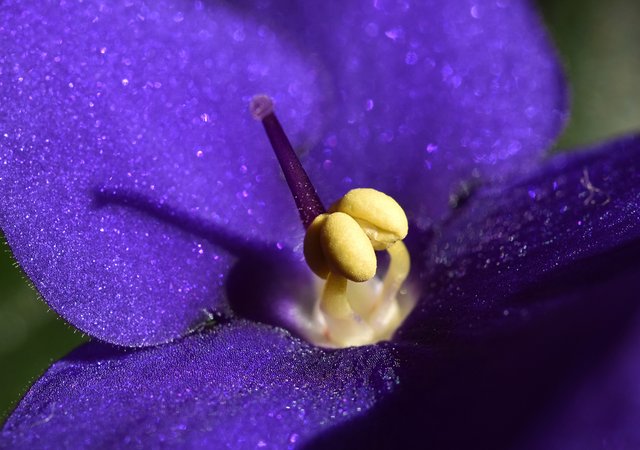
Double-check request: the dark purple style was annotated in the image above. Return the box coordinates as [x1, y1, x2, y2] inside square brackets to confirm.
[1, 0, 639, 449]
[251, 95, 326, 229]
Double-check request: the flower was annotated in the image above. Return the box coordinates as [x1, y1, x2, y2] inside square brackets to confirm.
[1, 0, 640, 448]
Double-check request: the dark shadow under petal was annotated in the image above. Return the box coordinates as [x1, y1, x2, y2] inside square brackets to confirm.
[519, 309, 640, 450]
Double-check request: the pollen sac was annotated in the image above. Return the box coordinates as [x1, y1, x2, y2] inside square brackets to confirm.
[303, 214, 331, 279]
[320, 212, 377, 282]
[303, 212, 377, 282]
[330, 188, 408, 251]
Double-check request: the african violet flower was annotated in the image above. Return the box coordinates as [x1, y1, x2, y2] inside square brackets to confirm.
[1, 0, 640, 448]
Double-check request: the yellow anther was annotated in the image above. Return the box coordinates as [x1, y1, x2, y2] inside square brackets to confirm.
[320, 212, 377, 282]
[303, 214, 331, 279]
[330, 188, 408, 251]
[298, 187, 413, 348]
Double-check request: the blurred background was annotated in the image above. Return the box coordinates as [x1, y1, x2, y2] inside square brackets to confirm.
[1, 0, 640, 421]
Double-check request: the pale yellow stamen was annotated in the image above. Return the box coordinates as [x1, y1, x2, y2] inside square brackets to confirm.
[320, 272, 351, 319]
[367, 240, 411, 333]
[301, 188, 414, 348]
[319, 273, 375, 347]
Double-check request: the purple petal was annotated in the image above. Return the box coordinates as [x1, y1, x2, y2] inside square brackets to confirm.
[247, 0, 568, 223]
[0, 0, 566, 346]
[404, 135, 640, 341]
[0, 321, 398, 449]
[520, 315, 640, 450]
[0, 0, 322, 345]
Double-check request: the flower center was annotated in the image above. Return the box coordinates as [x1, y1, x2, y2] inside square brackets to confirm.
[250, 95, 415, 348]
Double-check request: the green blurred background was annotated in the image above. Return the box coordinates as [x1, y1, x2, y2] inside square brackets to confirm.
[1, 0, 640, 421]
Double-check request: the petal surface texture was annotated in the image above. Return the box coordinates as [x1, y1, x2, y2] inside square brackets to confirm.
[407, 136, 640, 341]
[0, 0, 567, 345]
[0, 321, 399, 449]
[256, 0, 568, 223]
[521, 314, 640, 450]
[0, 0, 321, 345]
[4, 137, 640, 449]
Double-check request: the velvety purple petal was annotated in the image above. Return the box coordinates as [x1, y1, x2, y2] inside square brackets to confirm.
[0, 0, 323, 345]
[236, 0, 568, 223]
[0, 321, 398, 449]
[520, 315, 640, 450]
[403, 135, 640, 341]
[1, 0, 566, 346]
